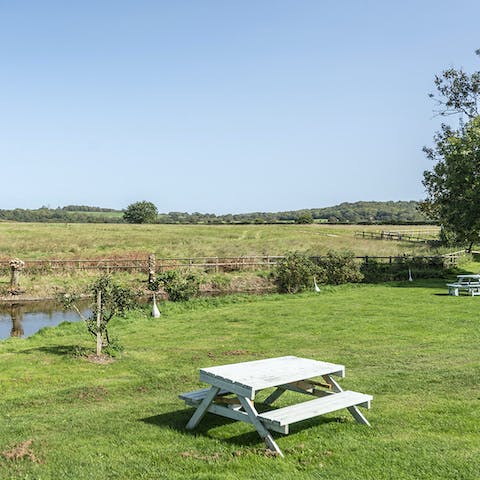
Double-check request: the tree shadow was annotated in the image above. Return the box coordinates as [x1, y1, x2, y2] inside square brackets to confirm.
[140, 405, 339, 448]
[382, 279, 454, 290]
[20, 344, 90, 356]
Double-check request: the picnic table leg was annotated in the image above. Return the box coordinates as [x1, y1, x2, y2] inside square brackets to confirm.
[323, 375, 371, 426]
[238, 396, 284, 458]
[186, 386, 220, 430]
[263, 387, 286, 405]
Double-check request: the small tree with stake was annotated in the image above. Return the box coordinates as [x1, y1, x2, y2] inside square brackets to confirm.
[60, 275, 136, 356]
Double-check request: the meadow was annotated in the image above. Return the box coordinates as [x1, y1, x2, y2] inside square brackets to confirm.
[0, 282, 478, 479]
[0, 222, 441, 260]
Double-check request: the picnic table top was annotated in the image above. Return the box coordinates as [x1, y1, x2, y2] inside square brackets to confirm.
[200, 356, 345, 396]
[456, 274, 480, 280]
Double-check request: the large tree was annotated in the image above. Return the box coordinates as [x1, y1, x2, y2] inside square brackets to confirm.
[123, 201, 158, 224]
[421, 50, 480, 250]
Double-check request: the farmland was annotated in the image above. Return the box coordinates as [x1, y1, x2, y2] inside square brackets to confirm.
[0, 222, 441, 260]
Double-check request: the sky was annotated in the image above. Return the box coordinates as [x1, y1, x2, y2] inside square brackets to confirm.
[1, 0, 479, 214]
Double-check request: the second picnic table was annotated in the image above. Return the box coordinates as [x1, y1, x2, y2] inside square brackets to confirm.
[180, 355, 372, 457]
[447, 274, 480, 296]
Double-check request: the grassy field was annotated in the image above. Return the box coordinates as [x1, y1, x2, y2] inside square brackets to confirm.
[0, 223, 441, 260]
[0, 282, 478, 479]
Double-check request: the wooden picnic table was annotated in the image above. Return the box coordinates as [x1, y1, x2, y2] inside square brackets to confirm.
[456, 274, 480, 282]
[179, 356, 372, 457]
[447, 274, 480, 296]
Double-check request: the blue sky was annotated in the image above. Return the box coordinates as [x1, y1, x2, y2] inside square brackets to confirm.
[1, 0, 479, 213]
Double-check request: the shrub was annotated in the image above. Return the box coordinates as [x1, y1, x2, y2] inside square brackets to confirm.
[156, 269, 202, 301]
[274, 252, 318, 293]
[314, 251, 363, 285]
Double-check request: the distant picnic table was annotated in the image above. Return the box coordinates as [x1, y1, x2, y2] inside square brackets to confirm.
[447, 274, 480, 296]
[179, 356, 372, 457]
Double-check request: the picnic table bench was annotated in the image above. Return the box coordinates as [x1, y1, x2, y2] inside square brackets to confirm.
[447, 274, 480, 296]
[179, 356, 372, 457]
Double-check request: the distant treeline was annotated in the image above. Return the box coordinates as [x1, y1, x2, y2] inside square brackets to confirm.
[0, 201, 430, 224]
[0, 208, 121, 223]
[61, 205, 118, 212]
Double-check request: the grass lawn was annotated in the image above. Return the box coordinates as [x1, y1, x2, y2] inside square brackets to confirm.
[0, 282, 478, 479]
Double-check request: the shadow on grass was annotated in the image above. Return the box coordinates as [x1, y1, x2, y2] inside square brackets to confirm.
[140, 406, 338, 448]
[382, 279, 452, 290]
[20, 344, 91, 356]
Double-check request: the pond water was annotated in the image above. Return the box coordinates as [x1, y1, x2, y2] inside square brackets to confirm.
[0, 301, 91, 340]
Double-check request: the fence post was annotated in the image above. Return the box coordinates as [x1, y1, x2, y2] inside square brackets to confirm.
[9, 258, 25, 292]
[148, 254, 156, 284]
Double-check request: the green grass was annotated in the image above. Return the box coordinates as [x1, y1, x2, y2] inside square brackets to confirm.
[0, 222, 441, 260]
[0, 282, 478, 479]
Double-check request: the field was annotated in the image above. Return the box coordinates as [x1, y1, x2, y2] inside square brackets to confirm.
[0, 223, 441, 260]
[0, 282, 478, 479]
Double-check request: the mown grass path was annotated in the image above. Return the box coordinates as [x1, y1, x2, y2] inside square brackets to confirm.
[0, 281, 478, 479]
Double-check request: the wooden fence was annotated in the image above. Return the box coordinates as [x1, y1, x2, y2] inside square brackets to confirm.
[0, 251, 463, 275]
[355, 229, 440, 243]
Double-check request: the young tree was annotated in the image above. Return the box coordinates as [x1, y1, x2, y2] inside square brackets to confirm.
[123, 201, 158, 224]
[421, 49, 480, 250]
[60, 275, 136, 355]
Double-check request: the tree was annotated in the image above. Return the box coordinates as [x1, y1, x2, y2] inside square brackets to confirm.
[60, 275, 136, 355]
[296, 212, 314, 224]
[428, 49, 480, 120]
[123, 201, 158, 224]
[421, 118, 480, 250]
[421, 50, 480, 251]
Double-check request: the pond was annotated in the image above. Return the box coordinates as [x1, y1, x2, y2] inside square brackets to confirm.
[0, 301, 91, 340]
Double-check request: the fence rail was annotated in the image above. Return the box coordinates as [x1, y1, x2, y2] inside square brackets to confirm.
[0, 251, 463, 275]
[355, 230, 440, 243]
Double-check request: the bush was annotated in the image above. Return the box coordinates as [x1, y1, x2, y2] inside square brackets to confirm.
[313, 251, 363, 285]
[156, 269, 202, 301]
[274, 252, 318, 293]
[274, 251, 364, 293]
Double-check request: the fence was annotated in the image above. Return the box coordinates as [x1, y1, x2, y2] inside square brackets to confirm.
[0, 251, 463, 275]
[355, 229, 440, 243]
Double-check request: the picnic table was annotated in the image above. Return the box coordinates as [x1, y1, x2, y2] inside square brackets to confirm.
[179, 356, 372, 457]
[447, 274, 480, 296]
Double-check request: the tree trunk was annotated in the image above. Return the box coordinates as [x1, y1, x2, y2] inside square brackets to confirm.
[96, 290, 102, 356]
[9, 258, 25, 290]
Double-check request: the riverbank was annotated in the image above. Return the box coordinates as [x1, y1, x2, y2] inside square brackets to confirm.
[0, 270, 275, 303]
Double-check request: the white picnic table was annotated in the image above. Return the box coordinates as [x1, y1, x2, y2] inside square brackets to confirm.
[179, 355, 372, 457]
[447, 274, 480, 296]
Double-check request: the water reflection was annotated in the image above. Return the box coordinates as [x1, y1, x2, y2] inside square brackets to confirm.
[0, 300, 91, 340]
[10, 304, 24, 337]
